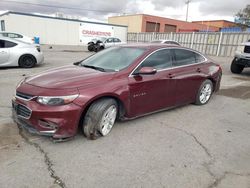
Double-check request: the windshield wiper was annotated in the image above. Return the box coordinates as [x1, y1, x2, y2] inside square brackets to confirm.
[82, 64, 106, 72]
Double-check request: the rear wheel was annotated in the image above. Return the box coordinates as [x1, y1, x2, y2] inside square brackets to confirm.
[195, 79, 213, 105]
[82, 98, 118, 140]
[231, 58, 244, 74]
[19, 55, 36, 68]
[88, 44, 94, 52]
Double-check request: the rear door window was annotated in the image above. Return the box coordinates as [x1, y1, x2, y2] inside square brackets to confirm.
[106, 38, 113, 43]
[114, 38, 121, 43]
[7, 33, 19, 38]
[0, 40, 17, 48]
[173, 49, 196, 67]
[194, 53, 206, 63]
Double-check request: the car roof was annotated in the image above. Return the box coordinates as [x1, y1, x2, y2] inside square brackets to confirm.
[119, 43, 181, 49]
[0, 36, 27, 44]
[118, 43, 206, 56]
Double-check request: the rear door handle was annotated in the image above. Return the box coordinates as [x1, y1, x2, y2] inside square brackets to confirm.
[196, 68, 201, 73]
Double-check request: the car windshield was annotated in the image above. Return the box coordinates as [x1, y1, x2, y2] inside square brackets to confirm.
[81, 47, 146, 72]
[91, 37, 106, 42]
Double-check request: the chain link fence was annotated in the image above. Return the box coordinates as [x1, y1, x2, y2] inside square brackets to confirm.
[127, 32, 250, 57]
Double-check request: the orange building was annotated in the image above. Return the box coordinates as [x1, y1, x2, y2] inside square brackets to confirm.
[108, 14, 220, 33]
[192, 20, 239, 29]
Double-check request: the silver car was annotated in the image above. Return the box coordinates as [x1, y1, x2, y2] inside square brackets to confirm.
[0, 37, 44, 68]
[87, 37, 126, 52]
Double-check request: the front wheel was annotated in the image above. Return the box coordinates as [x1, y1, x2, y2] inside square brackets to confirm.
[87, 44, 94, 52]
[195, 79, 213, 105]
[82, 98, 118, 140]
[231, 58, 244, 74]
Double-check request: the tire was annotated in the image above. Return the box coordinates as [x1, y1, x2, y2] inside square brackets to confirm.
[94, 44, 102, 52]
[19, 55, 36, 68]
[83, 98, 118, 140]
[230, 58, 244, 74]
[195, 79, 213, 105]
[88, 44, 94, 52]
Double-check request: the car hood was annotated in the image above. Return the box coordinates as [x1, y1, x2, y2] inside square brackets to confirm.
[25, 65, 115, 89]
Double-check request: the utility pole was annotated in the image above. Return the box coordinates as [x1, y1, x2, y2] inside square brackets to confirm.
[185, 0, 191, 22]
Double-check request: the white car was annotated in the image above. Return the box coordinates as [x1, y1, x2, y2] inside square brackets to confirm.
[0, 32, 35, 44]
[0, 37, 44, 68]
[151, 40, 181, 46]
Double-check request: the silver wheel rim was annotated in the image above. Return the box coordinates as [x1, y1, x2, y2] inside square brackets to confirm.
[99, 105, 117, 136]
[199, 83, 212, 104]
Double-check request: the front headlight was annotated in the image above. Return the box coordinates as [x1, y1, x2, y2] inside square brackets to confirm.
[37, 94, 79, 106]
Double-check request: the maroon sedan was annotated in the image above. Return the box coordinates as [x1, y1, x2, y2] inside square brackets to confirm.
[12, 44, 222, 140]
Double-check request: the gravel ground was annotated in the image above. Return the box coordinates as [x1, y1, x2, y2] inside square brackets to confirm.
[0, 45, 249, 188]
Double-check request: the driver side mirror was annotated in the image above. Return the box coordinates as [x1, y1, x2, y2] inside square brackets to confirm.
[135, 67, 157, 75]
[73, 61, 81, 65]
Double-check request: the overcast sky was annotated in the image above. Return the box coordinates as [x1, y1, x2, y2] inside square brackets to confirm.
[0, 0, 249, 22]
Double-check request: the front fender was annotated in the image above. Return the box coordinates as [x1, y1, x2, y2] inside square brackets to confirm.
[73, 82, 130, 117]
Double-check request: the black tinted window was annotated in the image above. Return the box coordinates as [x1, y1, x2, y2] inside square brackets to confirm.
[114, 38, 121, 42]
[173, 49, 196, 66]
[0, 40, 17, 48]
[244, 46, 250, 53]
[140, 49, 173, 70]
[106, 38, 113, 43]
[8, 33, 22, 38]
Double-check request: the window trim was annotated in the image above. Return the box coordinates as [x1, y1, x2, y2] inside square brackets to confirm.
[129, 47, 207, 77]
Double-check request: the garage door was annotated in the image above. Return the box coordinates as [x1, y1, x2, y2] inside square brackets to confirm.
[164, 24, 176, 32]
[146, 22, 160, 32]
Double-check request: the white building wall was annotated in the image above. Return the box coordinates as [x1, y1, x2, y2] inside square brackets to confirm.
[0, 13, 127, 45]
[113, 26, 127, 42]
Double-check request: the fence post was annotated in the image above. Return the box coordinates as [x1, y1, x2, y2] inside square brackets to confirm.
[136, 32, 139, 43]
[216, 32, 223, 56]
[190, 32, 195, 48]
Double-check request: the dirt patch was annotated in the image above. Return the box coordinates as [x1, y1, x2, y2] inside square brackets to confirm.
[217, 86, 250, 99]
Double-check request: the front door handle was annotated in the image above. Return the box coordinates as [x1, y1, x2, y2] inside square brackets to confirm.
[196, 68, 201, 73]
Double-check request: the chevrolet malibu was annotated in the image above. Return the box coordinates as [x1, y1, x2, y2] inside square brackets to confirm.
[12, 44, 222, 140]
